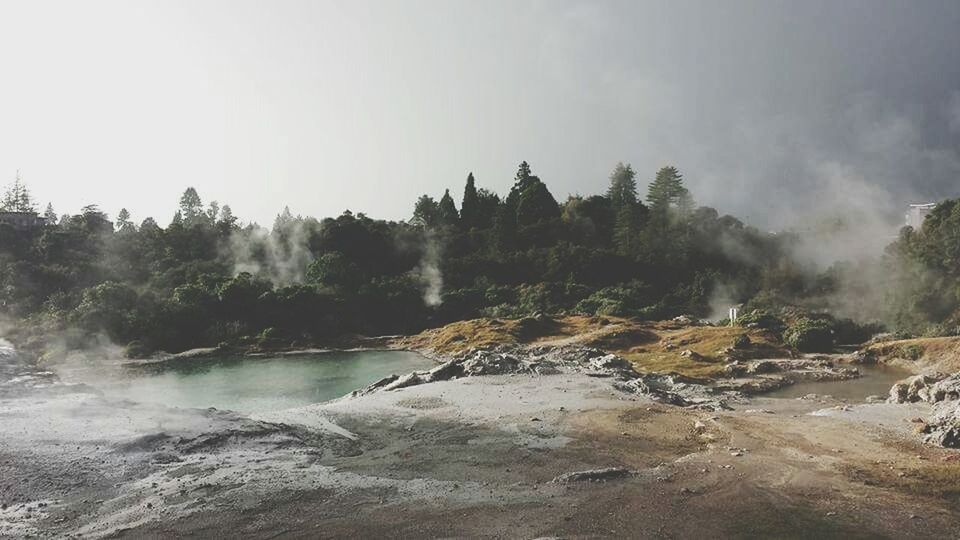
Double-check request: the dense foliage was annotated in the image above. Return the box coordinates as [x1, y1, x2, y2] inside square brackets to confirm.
[1, 161, 947, 356]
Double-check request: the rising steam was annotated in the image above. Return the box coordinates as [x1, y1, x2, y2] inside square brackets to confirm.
[228, 214, 316, 286]
[417, 229, 443, 307]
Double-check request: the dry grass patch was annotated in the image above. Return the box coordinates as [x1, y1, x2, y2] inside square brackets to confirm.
[396, 315, 790, 379]
[866, 336, 960, 373]
[617, 325, 786, 378]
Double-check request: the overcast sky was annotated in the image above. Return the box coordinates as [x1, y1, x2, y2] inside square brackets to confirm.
[2, 0, 959, 228]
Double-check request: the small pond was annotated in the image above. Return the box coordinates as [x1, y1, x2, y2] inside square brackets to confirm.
[764, 364, 911, 401]
[80, 350, 434, 414]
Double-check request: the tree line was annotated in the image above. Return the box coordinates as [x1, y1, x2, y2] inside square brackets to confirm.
[0, 161, 954, 356]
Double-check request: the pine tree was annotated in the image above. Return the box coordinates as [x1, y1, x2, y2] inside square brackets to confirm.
[207, 201, 220, 224]
[219, 205, 236, 227]
[273, 206, 294, 233]
[179, 187, 203, 224]
[607, 162, 638, 209]
[116, 208, 134, 232]
[505, 161, 560, 226]
[43, 203, 57, 224]
[647, 165, 692, 220]
[1, 174, 35, 212]
[437, 189, 459, 226]
[461, 173, 479, 229]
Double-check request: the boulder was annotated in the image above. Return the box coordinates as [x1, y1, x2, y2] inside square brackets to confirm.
[748, 360, 781, 374]
[887, 373, 948, 404]
[679, 349, 706, 362]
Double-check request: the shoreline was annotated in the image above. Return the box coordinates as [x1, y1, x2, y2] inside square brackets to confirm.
[5, 319, 960, 537]
[3, 342, 958, 538]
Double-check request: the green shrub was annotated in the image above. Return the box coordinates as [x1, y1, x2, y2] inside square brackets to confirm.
[735, 310, 785, 332]
[897, 344, 924, 361]
[783, 317, 834, 352]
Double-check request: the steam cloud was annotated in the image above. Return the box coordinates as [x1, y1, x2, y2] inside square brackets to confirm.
[228, 218, 316, 286]
[417, 229, 443, 307]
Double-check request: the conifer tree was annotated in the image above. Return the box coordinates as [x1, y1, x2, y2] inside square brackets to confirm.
[607, 162, 638, 209]
[460, 173, 479, 229]
[43, 203, 57, 224]
[438, 189, 459, 226]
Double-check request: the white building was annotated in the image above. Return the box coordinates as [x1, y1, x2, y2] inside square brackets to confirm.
[905, 203, 936, 230]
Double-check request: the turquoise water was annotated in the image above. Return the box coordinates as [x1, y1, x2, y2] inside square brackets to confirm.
[94, 351, 434, 413]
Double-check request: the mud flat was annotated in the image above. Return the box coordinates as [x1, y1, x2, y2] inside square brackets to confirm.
[2, 345, 960, 538]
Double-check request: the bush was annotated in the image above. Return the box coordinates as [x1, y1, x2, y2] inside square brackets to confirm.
[783, 318, 834, 352]
[735, 310, 785, 333]
[897, 344, 924, 361]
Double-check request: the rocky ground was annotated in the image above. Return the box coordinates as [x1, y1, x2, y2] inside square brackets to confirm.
[3, 337, 960, 538]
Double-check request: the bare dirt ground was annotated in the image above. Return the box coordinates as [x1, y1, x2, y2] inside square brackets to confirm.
[3, 365, 960, 539]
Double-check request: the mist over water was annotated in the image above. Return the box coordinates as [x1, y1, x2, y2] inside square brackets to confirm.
[58, 351, 433, 414]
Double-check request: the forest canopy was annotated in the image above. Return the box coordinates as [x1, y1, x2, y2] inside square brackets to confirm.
[0, 162, 955, 356]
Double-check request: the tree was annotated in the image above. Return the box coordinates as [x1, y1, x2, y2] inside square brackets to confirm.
[1, 174, 35, 213]
[140, 217, 160, 232]
[613, 204, 637, 255]
[207, 201, 220, 224]
[43, 203, 57, 224]
[473, 188, 500, 230]
[647, 166, 692, 220]
[116, 208, 134, 232]
[607, 162, 638, 209]
[218, 204, 237, 233]
[492, 202, 517, 253]
[273, 206, 295, 234]
[220, 205, 235, 226]
[412, 195, 439, 227]
[437, 189, 459, 226]
[179, 187, 203, 225]
[461, 173, 479, 229]
[505, 161, 560, 226]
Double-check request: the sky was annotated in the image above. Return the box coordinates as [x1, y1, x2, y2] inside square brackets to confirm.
[1, 0, 960, 229]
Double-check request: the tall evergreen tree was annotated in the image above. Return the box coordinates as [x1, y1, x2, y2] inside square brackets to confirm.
[461, 173, 479, 229]
[43, 203, 57, 224]
[437, 189, 459, 226]
[1, 174, 35, 213]
[647, 166, 691, 219]
[219, 205, 236, 227]
[607, 162, 638, 209]
[179, 187, 203, 225]
[505, 161, 560, 226]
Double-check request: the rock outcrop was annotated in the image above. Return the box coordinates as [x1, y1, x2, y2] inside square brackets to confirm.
[350, 345, 735, 410]
[887, 372, 960, 448]
[885, 372, 960, 405]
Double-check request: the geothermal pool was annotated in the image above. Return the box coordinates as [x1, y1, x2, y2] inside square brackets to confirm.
[74, 351, 434, 414]
[765, 364, 910, 401]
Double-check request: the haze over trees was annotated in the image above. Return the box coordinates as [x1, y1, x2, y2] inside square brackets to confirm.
[0, 161, 956, 356]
